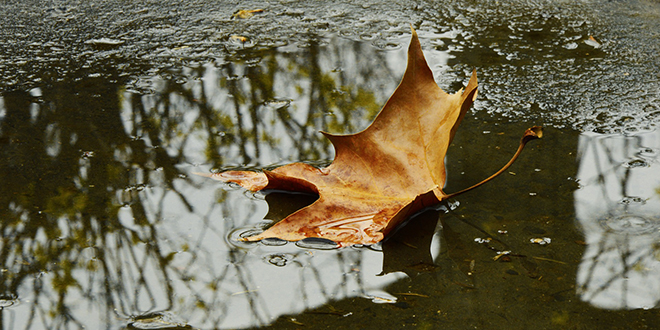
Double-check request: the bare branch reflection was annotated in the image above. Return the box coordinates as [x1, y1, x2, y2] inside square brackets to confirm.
[575, 130, 660, 309]
[0, 34, 412, 329]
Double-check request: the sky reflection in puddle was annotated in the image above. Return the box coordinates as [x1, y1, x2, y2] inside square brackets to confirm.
[2, 2, 660, 326]
[575, 130, 660, 310]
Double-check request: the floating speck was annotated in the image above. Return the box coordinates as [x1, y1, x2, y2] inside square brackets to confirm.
[265, 253, 290, 267]
[619, 196, 646, 205]
[599, 214, 657, 234]
[263, 98, 292, 109]
[623, 159, 648, 168]
[0, 293, 18, 308]
[295, 237, 339, 250]
[85, 38, 125, 46]
[530, 237, 551, 245]
[261, 237, 288, 246]
[584, 35, 602, 48]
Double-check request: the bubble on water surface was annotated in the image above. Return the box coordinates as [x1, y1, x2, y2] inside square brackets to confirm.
[623, 159, 649, 168]
[264, 253, 292, 267]
[85, 38, 125, 47]
[0, 293, 18, 308]
[261, 237, 288, 246]
[363, 290, 397, 304]
[638, 147, 658, 159]
[599, 214, 659, 235]
[128, 311, 192, 329]
[619, 196, 646, 205]
[226, 227, 264, 248]
[295, 237, 339, 250]
[263, 98, 292, 110]
[530, 237, 552, 245]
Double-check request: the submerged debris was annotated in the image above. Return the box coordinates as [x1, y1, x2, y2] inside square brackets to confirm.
[530, 237, 552, 245]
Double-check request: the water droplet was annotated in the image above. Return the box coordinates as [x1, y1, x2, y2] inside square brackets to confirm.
[261, 238, 288, 246]
[0, 293, 18, 308]
[600, 214, 658, 234]
[265, 253, 290, 267]
[619, 196, 646, 205]
[295, 237, 339, 250]
[623, 159, 648, 168]
[638, 147, 658, 159]
[263, 98, 292, 109]
[226, 227, 263, 248]
[365, 242, 383, 252]
[372, 39, 402, 50]
[239, 229, 263, 239]
[84, 38, 125, 48]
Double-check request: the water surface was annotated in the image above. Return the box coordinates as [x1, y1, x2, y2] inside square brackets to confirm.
[1, 0, 660, 329]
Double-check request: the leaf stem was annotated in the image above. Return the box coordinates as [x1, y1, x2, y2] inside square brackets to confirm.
[444, 126, 543, 200]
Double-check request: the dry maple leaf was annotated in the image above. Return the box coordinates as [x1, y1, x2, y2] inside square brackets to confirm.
[208, 27, 542, 247]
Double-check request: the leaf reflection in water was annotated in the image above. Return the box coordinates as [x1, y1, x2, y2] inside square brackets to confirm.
[574, 130, 660, 310]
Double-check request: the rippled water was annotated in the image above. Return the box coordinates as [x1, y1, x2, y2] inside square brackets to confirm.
[1, 0, 660, 329]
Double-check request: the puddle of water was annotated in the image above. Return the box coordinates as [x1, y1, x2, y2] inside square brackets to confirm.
[2, 0, 660, 329]
[575, 130, 660, 310]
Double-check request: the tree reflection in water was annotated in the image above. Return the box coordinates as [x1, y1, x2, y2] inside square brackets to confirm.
[575, 130, 660, 309]
[0, 35, 418, 329]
